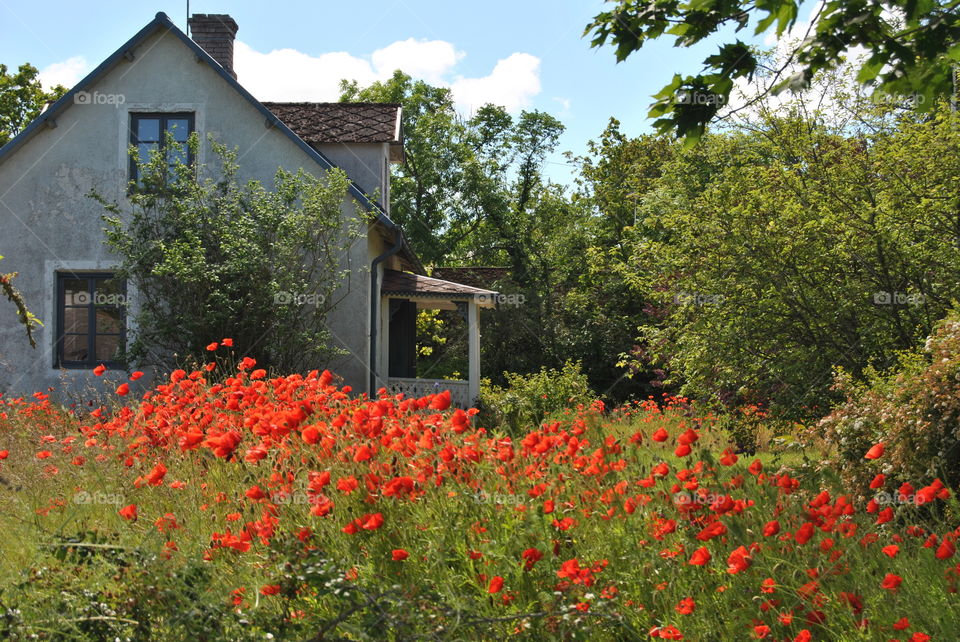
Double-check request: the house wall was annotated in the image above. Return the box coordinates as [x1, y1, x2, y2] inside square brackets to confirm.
[0, 27, 374, 399]
[315, 143, 391, 213]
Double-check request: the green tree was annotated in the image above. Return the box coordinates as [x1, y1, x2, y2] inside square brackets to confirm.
[92, 133, 361, 372]
[0, 63, 66, 146]
[585, 0, 960, 141]
[614, 93, 960, 417]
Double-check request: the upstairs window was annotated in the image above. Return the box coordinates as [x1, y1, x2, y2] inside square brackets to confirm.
[56, 273, 126, 368]
[129, 113, 194, 185]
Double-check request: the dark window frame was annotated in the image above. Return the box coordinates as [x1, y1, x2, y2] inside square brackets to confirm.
[128, 112, 195, 184]
[55, 272, 127, 369]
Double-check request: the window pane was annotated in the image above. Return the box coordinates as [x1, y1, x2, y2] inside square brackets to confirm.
[63, 334, 89, 362]
[136, 118, 160, 142]
[95, 278, 125, 306]
[95, 308, 123, 334]
[95, 335, 122, 361]
[63, 307, 89, 333]
[63, 278, 89, 305]
[166, 118, 191, 141]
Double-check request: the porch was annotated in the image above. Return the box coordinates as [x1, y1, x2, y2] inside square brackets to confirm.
[376, 269, 498, 407]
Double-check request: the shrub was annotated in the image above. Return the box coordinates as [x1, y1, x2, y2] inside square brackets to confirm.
[479, 360, 596, 434]
[820, 308, 960, 495]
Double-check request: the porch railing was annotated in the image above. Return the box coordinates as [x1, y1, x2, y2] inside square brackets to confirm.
[386, 377, 472, 408]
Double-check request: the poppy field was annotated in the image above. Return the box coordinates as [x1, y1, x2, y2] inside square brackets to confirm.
[1, 346, 958, 640]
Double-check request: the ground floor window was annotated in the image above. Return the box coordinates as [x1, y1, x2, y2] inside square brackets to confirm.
[55, 273, 126, 368]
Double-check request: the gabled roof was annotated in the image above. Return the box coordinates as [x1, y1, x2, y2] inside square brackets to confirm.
[381, 269, 499, 308]
[0, 11, 422, 272]
[262, 102, 401, 145]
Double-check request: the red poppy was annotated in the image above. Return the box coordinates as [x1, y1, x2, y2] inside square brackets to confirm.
[869, 473, 885, 489]
[521, 547, 543, 570]
[260, 584, 281, 596]
[119, 504, 138, 521]
[391, 549, 409, 561]
[688, 547, 711, 566]
[893, 617, 910, 630]
[206, 342, 219, 351]
[675, 597, 695, 614]
[651, 428, 669, 442]
[880, 573, 903, 590]
[129, 371, 144, 381]
[221, 338, 233, 347]
[93, 364, 106, 376]
[864, 443, 885, 460]
[115, 383, 129, 396]
[487, 576, 504, 593]
[936, 537, 956, 560]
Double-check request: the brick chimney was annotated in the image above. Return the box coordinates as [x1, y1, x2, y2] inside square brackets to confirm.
[188, 14, 239, 79]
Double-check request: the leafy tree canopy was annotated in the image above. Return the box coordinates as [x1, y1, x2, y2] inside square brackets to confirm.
[585, 0, 960, 141]
[0, 63, 66, 147]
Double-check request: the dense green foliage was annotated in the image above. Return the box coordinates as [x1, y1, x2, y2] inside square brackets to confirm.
[479, 360, 596, 435]
[92, 134, 359, 372]
[0, 62, 66, 146]
[611, 96, 960, 417]
[585, 0, 960, 141]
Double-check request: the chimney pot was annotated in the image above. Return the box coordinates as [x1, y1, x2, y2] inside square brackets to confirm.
[188, 14, 239, 79]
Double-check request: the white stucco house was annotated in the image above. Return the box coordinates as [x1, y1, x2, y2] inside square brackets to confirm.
[0, 12, 496, 406]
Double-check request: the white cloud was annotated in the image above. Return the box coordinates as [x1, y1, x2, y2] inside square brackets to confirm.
[371, 38, 463, 85]
[234, 39, 541, 113]
[39, 55, 89, 90]
[451, 53, 541, 114]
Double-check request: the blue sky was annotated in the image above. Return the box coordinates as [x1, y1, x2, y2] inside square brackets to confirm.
[0, 0, 773, 184]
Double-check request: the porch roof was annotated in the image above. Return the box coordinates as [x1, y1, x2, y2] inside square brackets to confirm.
[381, 269, 499, 308]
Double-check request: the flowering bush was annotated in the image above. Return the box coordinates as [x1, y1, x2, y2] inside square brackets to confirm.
[0, 349, 957, 639]
[821, 309, 960, 495]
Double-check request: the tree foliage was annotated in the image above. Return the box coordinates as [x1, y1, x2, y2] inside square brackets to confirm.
[585, 0, 960, 141]
[0, 63, 66, 146]
[92, 133, 360, 373]
[609, 90, 960, 417]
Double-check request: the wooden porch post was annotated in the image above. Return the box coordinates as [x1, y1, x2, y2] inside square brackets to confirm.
[468, 300, 480, 405]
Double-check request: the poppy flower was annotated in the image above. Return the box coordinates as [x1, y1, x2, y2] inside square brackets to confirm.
[936, 537, 956, 560]
[221, 338, 233, 347]
[487, 576, 504, 593]
[119, 504, 138, 521]
[753, 624, 771, 639]
[688, 547, 711, 566]
[893, 617, 910, 630]
[391, 549, 409, 561]
[93, 364, 106, 376]
[880, 573, 903, 590]
[651, 428, 669, 442]
[206, 342, 219, 351]
[0, 451, 8, 459]
[115, 383, 129, 396]
[129, 371, 144, 381]
[675, 597, 695, 614]
[864, 443, 885, 460]
[429, 390, 451, 411]
[881, 544, 900, 558]
[260, 584, 281, 596]
[869, 473, 885, 489]
[521, 547, 543, 570]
